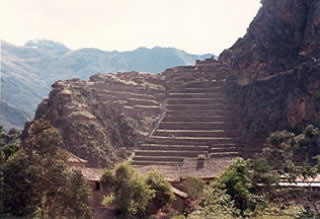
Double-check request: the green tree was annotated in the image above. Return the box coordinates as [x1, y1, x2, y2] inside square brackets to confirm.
[102, 162, 154, 218]
[1, 120, 92, 218]
[262, 125, 320, 179]
[0, 125, 21, 215]
[58, 170, 92, 219]
[187, 186, 240, 219]
[1, 151, 41, 216]
[146, 170, 175, 211]
[213, 158, 263, 217]
[101, 163, 174, 218]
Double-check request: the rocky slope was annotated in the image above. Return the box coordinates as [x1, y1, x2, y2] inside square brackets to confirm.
[33, 72, 165, 167]
[221, 0, 320, 151]
[1, 40, 213, 130]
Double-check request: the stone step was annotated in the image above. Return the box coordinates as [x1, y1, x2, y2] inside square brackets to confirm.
[165, 110, 228, 116]
[133, 105, 160, 109]
[167, 98, 225, 105]
[166, 80, 225, 89]
[158, 122, 238, 130]
[139, 144, 209, 151]
[128, 98, 159, 106]
[153, 130, 240, 137]
[210, 146, 242, 153]
[168, 92, 225, 99]
[166, 104, 226, 111]
[184, 80, 225, 88]
[131, 160, 182, 166]
[168, 87, 224, 93]
[134, 150, 208, 157]
[98, 89, 156, 100]
[209, 144, 241, 148]
[167, 73, 226, 81]
[146, 136, 237, 145]
[163, 115, 225, 122]
[132, 156, 185, 162]
[210, 152, 240, 158]
[165, 71, 225, 79]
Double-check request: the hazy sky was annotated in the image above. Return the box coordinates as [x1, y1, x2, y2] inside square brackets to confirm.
[1, 0, 261, 55]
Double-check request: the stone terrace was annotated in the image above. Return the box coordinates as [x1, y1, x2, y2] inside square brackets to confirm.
[131, 60, 242, 174]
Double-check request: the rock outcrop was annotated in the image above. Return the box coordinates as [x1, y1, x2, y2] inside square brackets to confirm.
[220, 0, 320, 152]
[33, 72, 165, 167]
[220, 0, 320, 85]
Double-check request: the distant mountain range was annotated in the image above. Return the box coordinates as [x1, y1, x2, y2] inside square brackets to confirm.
[1, 39, 214, 130]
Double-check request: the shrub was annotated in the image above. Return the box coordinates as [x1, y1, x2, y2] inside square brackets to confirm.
[101, 163, 174, 218]
[180, 177, 205, 200]
[146, 171, 175, 209]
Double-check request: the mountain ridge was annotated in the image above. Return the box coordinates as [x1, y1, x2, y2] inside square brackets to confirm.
[1, 40, 214, 130]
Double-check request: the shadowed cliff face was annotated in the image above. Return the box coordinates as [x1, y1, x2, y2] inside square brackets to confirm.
[221, 0, 320, 151]
[220, 0, 320, 85]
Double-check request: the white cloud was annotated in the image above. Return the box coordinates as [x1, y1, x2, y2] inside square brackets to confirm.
[0, 0, 261, 55]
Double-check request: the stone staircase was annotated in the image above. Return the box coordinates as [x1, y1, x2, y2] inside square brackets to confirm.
[131, 63, 242, 166]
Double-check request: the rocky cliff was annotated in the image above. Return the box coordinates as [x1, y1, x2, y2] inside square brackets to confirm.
[221, 0, 320, 151]
[33, 72, 165, 167]
[220, 0, 320, 85]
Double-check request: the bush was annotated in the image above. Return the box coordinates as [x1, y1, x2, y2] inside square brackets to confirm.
[213, 158, 262, 216]
[180, 177, 205, 200]
[102, 162, 154, 217]
[146, 171, 175, 210]
[101, 163, 174, 218]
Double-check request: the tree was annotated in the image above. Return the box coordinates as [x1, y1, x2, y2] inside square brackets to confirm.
[145, 170, 175, 211]
[101, 163, 174, 218]
[213, 158, 264, 217]
[187, 186, 240, 219]
[1, 120, 92, 218]
[262, 125, 320, 179]
[102, 162, 154, 218]
[1, 151, 41, 216]
[0, 125, 21, 215]
[58, 170, 92, 219]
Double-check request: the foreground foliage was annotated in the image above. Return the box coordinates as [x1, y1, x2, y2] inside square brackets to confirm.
[0, 120, 92, 218]
[101, 162, 174, 218]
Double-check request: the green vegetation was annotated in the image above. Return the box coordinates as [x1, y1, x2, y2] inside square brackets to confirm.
[0, 120, 92, 219]
[174, 125, 320, 219]
[180, 177, 205, 200]
[108, 107, 138, 147]
[101, 162, 174, 218]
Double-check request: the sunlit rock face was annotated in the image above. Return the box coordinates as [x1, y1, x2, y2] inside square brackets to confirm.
[32, 72, 165, 167]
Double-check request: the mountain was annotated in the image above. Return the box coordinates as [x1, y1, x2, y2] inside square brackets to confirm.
[220, 0, 320, 150]
[1, 40, 214, 130]
[24, 0, 320, 166]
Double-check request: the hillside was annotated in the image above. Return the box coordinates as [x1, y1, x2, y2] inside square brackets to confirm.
[24, 0, 320, 169]
[1, 40, 213, 130]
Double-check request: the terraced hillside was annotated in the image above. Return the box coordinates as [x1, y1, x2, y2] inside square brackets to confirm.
[131, 60, 242, 168]
[33, 71, 166, 167]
